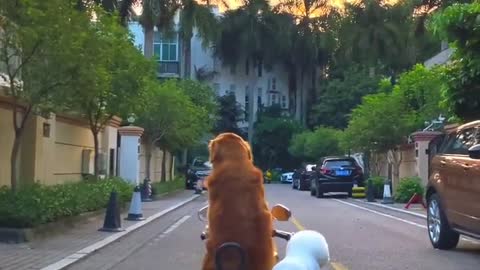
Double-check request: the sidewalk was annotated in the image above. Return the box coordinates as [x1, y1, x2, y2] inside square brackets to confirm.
[0, 190, 200, 270]
[361, 199, 427, 218]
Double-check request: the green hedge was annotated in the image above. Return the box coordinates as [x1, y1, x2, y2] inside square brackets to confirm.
[0, 177, 133, 228]
[394, 176, 424, 203]
[151, 176, 185, 195]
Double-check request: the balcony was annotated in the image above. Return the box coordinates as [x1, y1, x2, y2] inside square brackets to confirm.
[157, 61, 180, 78]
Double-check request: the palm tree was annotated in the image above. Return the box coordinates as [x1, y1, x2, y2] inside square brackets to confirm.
[178, 0, 219, 79]
[275, 0, 335, 125]
[214, 0, 280, 144]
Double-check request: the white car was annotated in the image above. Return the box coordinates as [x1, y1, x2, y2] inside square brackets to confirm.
[281, 172, 294, 183]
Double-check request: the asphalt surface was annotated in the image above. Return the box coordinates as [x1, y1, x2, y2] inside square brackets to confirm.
[67, 184, 480, 270]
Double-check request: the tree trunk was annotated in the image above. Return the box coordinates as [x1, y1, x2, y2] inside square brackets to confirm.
[10, 137, 21, 191]
[144, 27, 154, 59]
[161, 146, 167, 182]
[10, 104, 32, 191]
[183, 35, 192, 79]
[182, 149, 188, 166]
[300, 71, 306, 126]
[247, 57, 259, 145]
[287, 66, 297, 118]
[169, 154, 174, 181]
[93, 129, 100, 177]
[144, 141, 153, 179]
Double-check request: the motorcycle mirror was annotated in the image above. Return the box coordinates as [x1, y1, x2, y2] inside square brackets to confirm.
[198, 205, 208, 223]
[271, 204, 291, 221]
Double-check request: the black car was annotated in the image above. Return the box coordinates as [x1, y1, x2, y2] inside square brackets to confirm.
[292, 165, 315, 191]
[185, 157, 212, 190]
[310, 156, 364, 198]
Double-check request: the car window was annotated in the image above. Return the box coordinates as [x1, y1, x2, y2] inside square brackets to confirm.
[442, 127, 476, 155]
[324, 160, 354, 168]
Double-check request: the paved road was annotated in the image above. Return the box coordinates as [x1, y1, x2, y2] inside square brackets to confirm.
[67, 184, 480, 270]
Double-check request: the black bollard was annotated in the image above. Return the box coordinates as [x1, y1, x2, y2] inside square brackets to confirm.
[99, 190, 125, 232]
[141, 178, 153, 202]
[366, 178, 376, 202]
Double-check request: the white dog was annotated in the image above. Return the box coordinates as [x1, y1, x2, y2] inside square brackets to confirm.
[273, 230, 330, 270]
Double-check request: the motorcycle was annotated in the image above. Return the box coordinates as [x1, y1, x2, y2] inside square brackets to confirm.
[198, 204, 330, 270]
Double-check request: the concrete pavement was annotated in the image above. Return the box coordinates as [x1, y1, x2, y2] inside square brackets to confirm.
[4, 184, 480, 270]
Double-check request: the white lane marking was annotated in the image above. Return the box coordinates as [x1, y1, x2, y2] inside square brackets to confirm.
[40, 195, 200, 270]
[161, 215, 191, 236]
[334, 199, 480, 244]
[361, 200, 427, 219]
[333, 199, 427, 229]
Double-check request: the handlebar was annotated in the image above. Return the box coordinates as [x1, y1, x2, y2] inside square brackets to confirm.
[201, 229, 293, 241]
[272, 229, 293, 241]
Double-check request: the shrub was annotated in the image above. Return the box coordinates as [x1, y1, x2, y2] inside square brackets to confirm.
[0, 178, 133, 228]
[271, 171, 281, 182]
[394, 176, 424, 203]
[365, 176, 385, 198]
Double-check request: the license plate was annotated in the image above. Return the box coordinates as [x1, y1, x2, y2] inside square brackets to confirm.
[335, 170, 350, 176]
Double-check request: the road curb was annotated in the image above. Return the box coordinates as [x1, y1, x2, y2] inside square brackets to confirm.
[353, 199, 427, 219]
[40, 194, 201, 270]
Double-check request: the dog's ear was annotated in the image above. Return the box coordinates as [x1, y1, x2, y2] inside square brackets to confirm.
[208, 138, 219, 164]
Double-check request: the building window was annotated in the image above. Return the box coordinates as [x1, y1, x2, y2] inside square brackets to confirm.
[269, 93, 279, 106]
[230, 84, 236, 94]
[230, 64, 236, 75]
[153, 32, 178, 62]
[281, 95, 287, 109]
[272, 78, 276, 90]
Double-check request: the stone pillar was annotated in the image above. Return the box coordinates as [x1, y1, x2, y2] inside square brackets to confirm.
[118, 126, 144, 185]
[411, 131, 443, 187]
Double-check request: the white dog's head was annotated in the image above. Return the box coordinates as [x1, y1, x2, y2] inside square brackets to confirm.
[273, 230, 330, 270]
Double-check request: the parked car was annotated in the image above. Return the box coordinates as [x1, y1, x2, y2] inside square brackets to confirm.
[292, 165, 315, 191]
[185, 157, 212, 190]
[310, 156, 364, 198]
[426, 120, 480, 250]
[281, 172, 294, 183]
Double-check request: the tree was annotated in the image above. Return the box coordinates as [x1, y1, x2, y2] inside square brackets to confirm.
[289, 127, 343, 162]
[310, 64, 382, 129]
[343, 90, 415, 183]
[0, 0, 89, 190]
[275, 0, 336, 125]
[253, 106, 304, 170]
[136, 79, 208, 181]
[179, 0, 218, 79]
[214, 0, 280, 144]
[66, 9, 154, 177]
[212, 93, 245, 138]
[394, 63, 445, 125]
[429, 2, 480, 121]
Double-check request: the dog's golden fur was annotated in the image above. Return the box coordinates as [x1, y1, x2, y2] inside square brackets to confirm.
[201, 133, 275, 270]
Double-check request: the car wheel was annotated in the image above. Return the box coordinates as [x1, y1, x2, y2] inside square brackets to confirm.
[427, 193, 460, 250]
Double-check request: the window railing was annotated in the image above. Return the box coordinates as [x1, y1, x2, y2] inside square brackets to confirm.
[157, 61, 180, 75]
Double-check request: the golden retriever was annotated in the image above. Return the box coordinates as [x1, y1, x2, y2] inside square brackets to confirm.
[201, 133, 275, 270]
